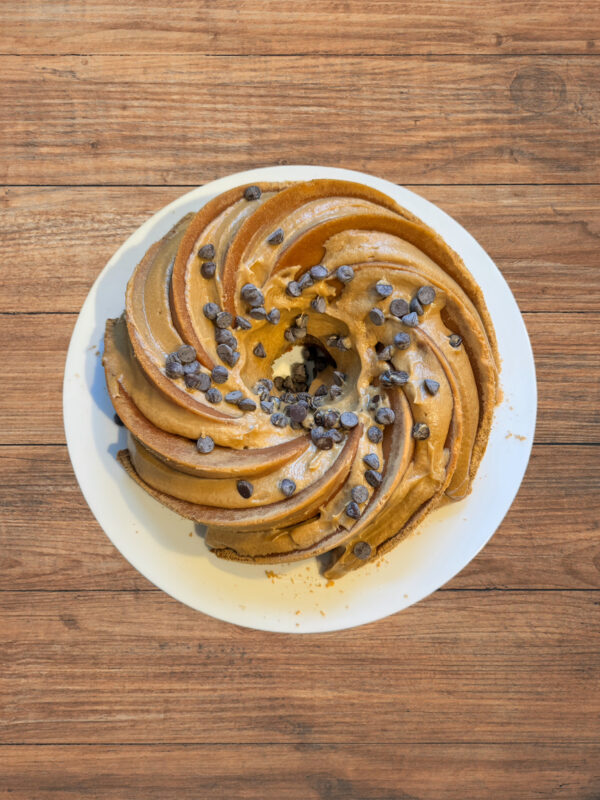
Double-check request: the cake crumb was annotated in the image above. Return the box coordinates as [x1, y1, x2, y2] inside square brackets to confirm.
[505, 432, 513, 439]
[325, 580, 335, 588]
[515, 434, 526, 441]
[295, 610, 301, 615]
[320, 610, 326, 617]
[188, 532, 193, 537]
[265, 570, 282, 579]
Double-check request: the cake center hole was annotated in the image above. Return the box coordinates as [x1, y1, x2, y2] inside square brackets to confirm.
[271, 340, 336, 391]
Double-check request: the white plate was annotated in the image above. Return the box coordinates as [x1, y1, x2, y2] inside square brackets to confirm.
[63, 165, 536, 633]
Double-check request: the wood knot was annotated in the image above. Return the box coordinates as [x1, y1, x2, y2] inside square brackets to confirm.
[510, 67, 566, 113]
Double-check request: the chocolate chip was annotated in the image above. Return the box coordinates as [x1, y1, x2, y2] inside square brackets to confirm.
[280, 478, 296, 497]
[196, 435, 215, 453]
[211, 365, 228, 384]
[215, 311, 233, 329]
[377, 345, 394, 361]
[310, 265, 328, 281]
[260, 399, 274, 414]
[424, 379, 440, 395]
[286, 281, 302, 298]
[198, 243, 215, 260]
[329, 385, 342, 400]
[367, 426, 383, 443]
[412, 422, 430, 440]
[291, 361, 307, 380]
[241, 283, 262, 306]
[244, 185, 261, 201]
[266, 309, 280, 324]
[216, 343, 237, 366]
[185, 371, 211, 391]
[346, 501, 361, 519]
[274, 376, 285, 390]
[369, 308, 385, 326]
[214, 329, 235, 349]
[336, 336, 352, 351]
[205, 387, 222, 404]
[114, 413, 124, 426]
[237, 480, 253, 498]
[290, 326, 306, 340]
[312, 394, 326, 408]
[288, 403, 307, 423]
[238, 397, 257, 411]
[394, 331, 411, 350]
[333, 370, 346, 386]
[390, 298, 409, 318]
[311, 295, 326, 314]
[364, 470, 383, 488]
[322, 410, 340, 429]
[225, 390, 243, 405]
[234, 316, 252, 332]
[271, 412, 288, 428]
[336, 265, 354, 284]
[267, 228, 284, 245]
[410, 296, 424, 316]
[203, 302, 220, 320]
[298, 272, 314, 291]
[363, 453, 380, 470]
[253, 342, 266, 358]
[353, 541, 372, 559]
[249, 307, 267, 321]
[329, 428, 344, 443]
[375, 407, 395, 426]
[449, 333, 463, 348]
[295, 313, 309, 329]
[340, 411, 359, 429]
[176, 345, 196, 364]
[314, 433, 333, 450]
[351, 485, 369, 504]
[389, 370, 409, 386]
[401, 312, 419, 327]
[182, 359, 201, 375]
[375, 282, 393, 298]
[201, 261, 216, 279]
[165, 359, 184, 378]
[417, 285, 436, 305]
[259, 378, 274, 391]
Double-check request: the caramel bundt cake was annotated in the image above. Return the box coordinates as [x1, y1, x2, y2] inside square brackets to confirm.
[103, 179, 499, 579]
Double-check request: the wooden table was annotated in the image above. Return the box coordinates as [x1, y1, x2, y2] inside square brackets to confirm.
[1, 3, 599, 797]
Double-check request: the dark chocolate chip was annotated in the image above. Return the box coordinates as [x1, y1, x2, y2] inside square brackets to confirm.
[235, 315, 252, 330]
[375, 282, 393, 298]
[253, 342, 266, 358]
[351, 485, 369, 504]
[417, 285, 436, 305]
[311, 394, 326, 408]
[267, 228, 284, 245]
[329, 385, 342, 400]
[244, 185, 261, 201]
[336, 336, 352, 351]
[270, 412, 288, 428]
[182, 359, 201, 375]
[266, 309, 280, 324]
[367, 426, 383, 443]
[333, 370, 347, 386]
[114, 413, 124, 426]
[237, 480, 253, 498]
[340, 411, 359, 429]
[314, 384, 328, 397]
[211, 365, 228, 384]
[298, 272, 314, 291]
[274, 376, 285, 390]
[215, 329, 237, 348]
[288, 403, 307, 423]
[176, 344, 196, 364]
[216, 343, 237, 366]
[290, 326, 306, 340]
[329, 429, 344, 443]
[280, 478, 296, 497]
[198, 243, 215, 260]
[401, 312, 419, 327]
[203, 302, 220, 320]
[377, 345, 394, 361]
[363, 453, 380, 470]
[449, 333, 463, 348]
[310, 265, 328, 281]
[311, 295, 326, 314]
[205, 387, 222, 404]
[412, 422, 430, 440]
[389, 298, 409, 318]
[322, 410, 340, 429]
[201, 261, 216, 279]
[286, 281, 302, 298]
[375, 407, 395, 426]
[238, 397, 257, 411]
[336, 265, 354, 284]
[196, 435, 215, 453]
[394, 331, 411, 350]
[424, 379, 440, 395]
[410, 296, 424, 316]
[259, 378, 274, 391]
[295, 313, 309, 329]
[225, 390, 243, 405]
[390, 370, 409, 385]
[215, 311, 233, 329]
[364, 469, 383, 488]
[185, 371, 211, 391]
[353, 541, 372, 559]
[314, 433, 333, 451]
[369, 308, 385, 326]
[260, 399, 274, 414]
[346, 501, 361, 519]
[249, 307, 267, 321]
[241, 283, 262, 306]
[165, 359, 184, 378]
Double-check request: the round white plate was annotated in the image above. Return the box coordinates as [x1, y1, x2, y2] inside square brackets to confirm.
[64, 165, 536, 633]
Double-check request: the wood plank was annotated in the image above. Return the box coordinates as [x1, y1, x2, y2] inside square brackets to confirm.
[1, 743, 598, 800]
[1, 56, 599, 185]
[1, 590, 598, 744]
[1, 312, 597, 445]
[2, 0, 599, 56]
[2, 185, 599, 314]
[1, 445, 598, 591]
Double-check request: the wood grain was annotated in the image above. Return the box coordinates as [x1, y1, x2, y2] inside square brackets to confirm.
[1, 444, 598, 591]
[1, 590, 599, 745]
[1, 313, 597, 445]
[2, 55, 599, 185]
[1, 743, 599, 800]
[2, 0, 599, 56]
[2, 184, 599, 313]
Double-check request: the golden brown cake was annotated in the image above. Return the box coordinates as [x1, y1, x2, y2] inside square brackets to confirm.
[103, 179, 499, 579]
